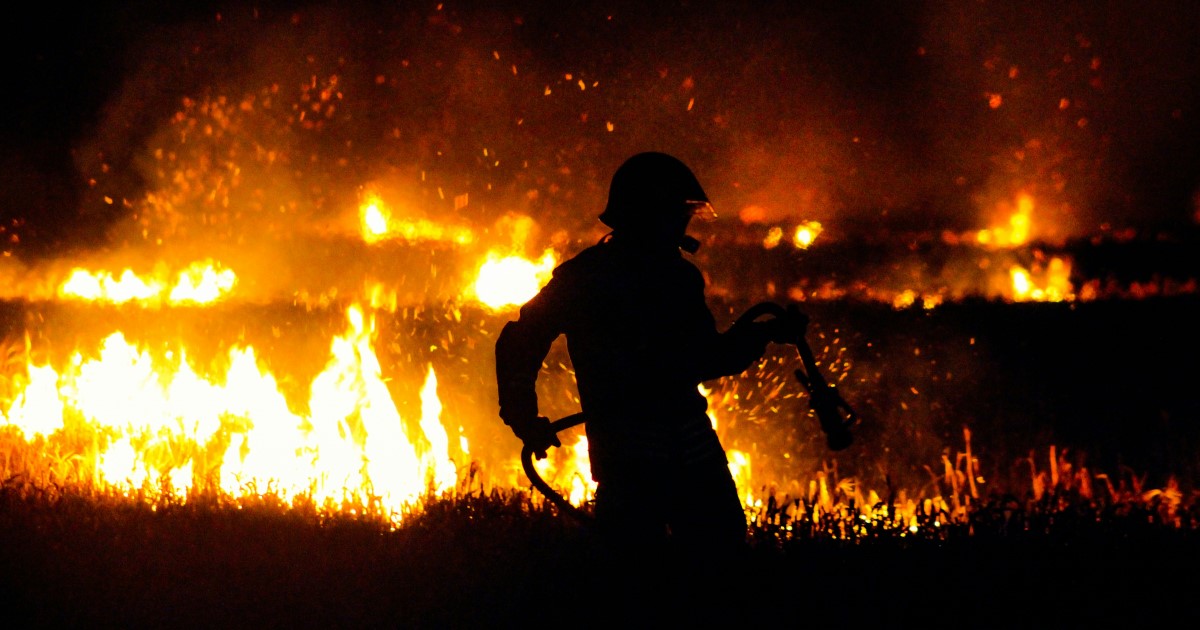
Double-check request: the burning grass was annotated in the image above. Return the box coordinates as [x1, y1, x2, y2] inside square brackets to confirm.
[0, 268, 1197, 625]
[3, 383, 1198, 628]
[2, 454, 1196, 628]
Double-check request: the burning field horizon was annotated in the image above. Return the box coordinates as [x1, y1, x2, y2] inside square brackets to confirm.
[2, 1, 1199, 624]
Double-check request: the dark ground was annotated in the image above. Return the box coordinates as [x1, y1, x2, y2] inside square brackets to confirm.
[1, 487, 1196, 629]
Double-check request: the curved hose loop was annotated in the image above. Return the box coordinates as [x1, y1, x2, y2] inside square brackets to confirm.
[736, 301, 860, 451]
[521, 412, 595, 524]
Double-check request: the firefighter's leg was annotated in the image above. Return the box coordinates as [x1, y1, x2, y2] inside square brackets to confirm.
[663, 460, 751, 622]
[592, 479, 671, 551]
[668, 459, 748, 556]
[588, 479, 675, 621]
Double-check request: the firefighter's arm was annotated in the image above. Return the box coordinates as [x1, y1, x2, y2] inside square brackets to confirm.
[494, 288, 564, 458]
[697, 306, 806, 381]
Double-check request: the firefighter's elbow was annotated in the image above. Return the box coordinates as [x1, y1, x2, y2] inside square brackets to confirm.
[495, 320, 536, 376]
[495, 321, 522, 357]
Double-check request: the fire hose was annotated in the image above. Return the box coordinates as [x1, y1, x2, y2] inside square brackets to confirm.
[520, 411, 592, 523]
[733, 301, 859, 451]
[520, 301, 859, 521]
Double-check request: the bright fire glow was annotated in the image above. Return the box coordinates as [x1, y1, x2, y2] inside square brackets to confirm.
[977, 193, 1035, 247]
[472, 249, 557, 309]
[727, 448, 755, 507]
[361, 201, 390, 242]
[58, 260, 237, 306]
[531, 429, 595, 509]
[1009, 256, 1074, 302]
[892, 290, 945, 310]
[358, 195, 474, 246]
[793, 221, 823, 249]
[0, 305, 461, 524]
[763, 226, 783, 249]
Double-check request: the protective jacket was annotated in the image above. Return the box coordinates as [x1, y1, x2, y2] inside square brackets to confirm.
[495, 233, 767, 483]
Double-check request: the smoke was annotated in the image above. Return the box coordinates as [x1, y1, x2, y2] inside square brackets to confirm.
[2, 0, 1198, 259]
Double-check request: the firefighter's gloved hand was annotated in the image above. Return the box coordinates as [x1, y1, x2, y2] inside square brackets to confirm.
[785, 303, 811, 331]
[510, 415, 562, 460]
[764, 304, 810, 343]
[755, 318, 795, 344]
[752, 311, 807, 344]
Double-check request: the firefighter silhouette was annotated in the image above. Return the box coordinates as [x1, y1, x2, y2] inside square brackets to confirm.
[495, 152, 791, 560]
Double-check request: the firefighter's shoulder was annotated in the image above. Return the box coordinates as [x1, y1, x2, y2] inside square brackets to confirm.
[549, 241, 610, 279]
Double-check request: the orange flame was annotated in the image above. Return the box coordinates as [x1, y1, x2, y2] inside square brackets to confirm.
[793, 221, 823, 249]
[57, 260, 237, 306]
[1009, 256, 1074, 302]
[358, 194, 473, 246]
[1, 305, 461, 524]
[472, 249, 557, 310]
[977, 193, 1035, 247]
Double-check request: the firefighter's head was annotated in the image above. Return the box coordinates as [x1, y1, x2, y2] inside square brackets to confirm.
[600, 152, 716, 250]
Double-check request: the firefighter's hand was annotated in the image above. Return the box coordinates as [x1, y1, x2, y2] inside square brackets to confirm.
[777, 304, 811, 341]
[756, 318, 795, 344]
[510, 415, 562, 460]
[755, 309, 807, 344]
[785, 303, 811, 328]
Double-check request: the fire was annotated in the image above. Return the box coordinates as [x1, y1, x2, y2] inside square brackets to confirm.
[532, 431, 595, 509]
[358, 193, 474, 246]
[727, 448, 756, 508]
[361, 200, 390, 242]
[793, 221, 823, 249]
[472, 249, 557, 309]
[891, 290, 945, 310]
[762, 221, 823, 250]
[1009, 256, 1074, 302]
[977, 192, 1035, 247]
[763, 226, 783, 249]
[57, 259, 237, 306]
[1, 304, 461, 524]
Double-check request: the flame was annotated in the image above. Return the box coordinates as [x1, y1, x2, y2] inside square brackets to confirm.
[977, 193, 1035, 247]
[58, 260, 237, 306]
[361, 200, 390, 243]
[472, 249, 557, 309]
[701, 383, 758, 509]
[793, 221, 823, 249]
[763, 226, 783, 249]
[761, 221, 823, 250]
[891, 290, 944, 310]
[0, 305, 460, 523]
[530, 428, 595, 509]
[727, 448, 756, 508]
[1009, 256, 1074, 302]
[358, 193, 474, 246]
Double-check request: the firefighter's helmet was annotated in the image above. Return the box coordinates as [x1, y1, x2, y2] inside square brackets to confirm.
[599, 152, 715, 232]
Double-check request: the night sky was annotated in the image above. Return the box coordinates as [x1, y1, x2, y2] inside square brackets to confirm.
[2, 1, 1198, 255]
